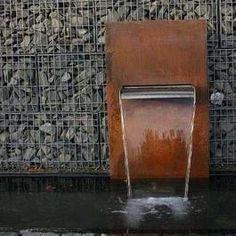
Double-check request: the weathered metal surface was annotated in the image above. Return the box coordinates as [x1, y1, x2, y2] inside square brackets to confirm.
[106, 20, 209, 179]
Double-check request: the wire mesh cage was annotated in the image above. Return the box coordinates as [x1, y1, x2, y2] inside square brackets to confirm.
[0, 112, 104, 173]
[0, 55, 38, 112]
[95, 0, 218, 51]
[0, 0, 96, 54]
[220, 0, 236, 48]
[209, 49, 236, 170]
[0, 0, 235, 174]
[37, 53, 105, 112]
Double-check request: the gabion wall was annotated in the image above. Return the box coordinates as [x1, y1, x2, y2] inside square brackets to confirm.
[0, 0, 235, 173]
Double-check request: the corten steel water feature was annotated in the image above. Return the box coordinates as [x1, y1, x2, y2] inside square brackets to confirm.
[106, 20, 209, 179]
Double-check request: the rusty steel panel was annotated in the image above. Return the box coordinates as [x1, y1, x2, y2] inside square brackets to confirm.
[106, 20, 209, 179]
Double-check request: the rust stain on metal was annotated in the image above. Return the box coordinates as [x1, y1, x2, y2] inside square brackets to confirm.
[106, 20, 209, 179]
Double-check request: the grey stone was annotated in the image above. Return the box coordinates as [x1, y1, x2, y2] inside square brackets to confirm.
[39, 123, 55, 135]
[214, 80, 224, 91]
[2, 28, 12, 38]
[0, 148, 8, 159]
[229, 67, 236, 76]
[223, 35, 236, 47]
[51, 18, 62, 33]
[215, 64, 228, 71]
[101, 144, 107, 161]
[36, 14, 44, 23]
[210, 92, 224, 105]
[0, 87, 9, 102]
[33, 22, 45, 32]
[44, 134, 55, 143]
[98, 35, 105, 44]
[7, 156, 21, 162]
[23, 148, 35, 160]
[14, 148, 21, 156]
[71, 16, 83, 26]
[61, 72, 71, 82]
[7, 77, 18, 86]
[77, 29, 87, 36]
[30, 130, 41, 142]
[20, 35, 31, 48]
[39, 145, 51, 156]
[59, 153, 71, 162]
[117, 5, 130, 19]
[0, 131, 9, 142]
[43, 19, 53, 35]
[65, 127, 75, 140]
[75, 70, 88, 84]
[213, 147, 222, 158]
[48, 75, 55, 83]
[16, 8, 28, 19]
[17, 19, 26, 30]
[81, 143, 95, 159]
[216, 71, 228, 81]
[49, 34, 58, 42]
[13, 69, 29, 80]
[220, 121, 234, 134]
[45, 89, 60, 102]
[224, 81, 233, 94]
[4, 38, 13, 46]
[76, 31, 90, 43]
[225, 130, 235, 141]
[194, 4, 210, 18]
[10, 125, 26, 141]
[101, 9, 119, 22]
[39, 71, 49, 86]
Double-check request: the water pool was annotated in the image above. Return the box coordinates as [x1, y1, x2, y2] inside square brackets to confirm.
[0, 177, 236, 234]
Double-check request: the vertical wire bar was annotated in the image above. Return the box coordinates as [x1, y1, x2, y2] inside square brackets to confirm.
[97, 112, 102, 168]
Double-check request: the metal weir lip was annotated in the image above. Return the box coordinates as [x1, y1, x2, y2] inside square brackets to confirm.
[120, 85, 196, 100]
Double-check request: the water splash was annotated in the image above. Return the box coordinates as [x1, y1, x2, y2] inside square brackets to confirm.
[113, 197, 190, 227]
[126, 197, 189, 215]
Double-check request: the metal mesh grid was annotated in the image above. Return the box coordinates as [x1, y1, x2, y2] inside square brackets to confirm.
[95, 0, 218, 50]
[0, 0, 96, 54]
[37, 53, 105, 112]
[0, 112, 105, 172]
[220, 0, 236, 48]
[0, 55, 38, 112]
[0, 0, 235, 174]
[209, 49, 236, 170]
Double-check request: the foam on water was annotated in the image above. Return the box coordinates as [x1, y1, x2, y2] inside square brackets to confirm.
[126, 197, 190, 216]
[112, 196, 190, 227]
[125, 196, 190, 227]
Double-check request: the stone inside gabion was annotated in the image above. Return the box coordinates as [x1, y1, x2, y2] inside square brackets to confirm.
[210, 92, 224, 105]
[208, 49, 236, 166]
[0, 0, 95, 54]
[0, 113, 103, 168]
[0, 0, 218, 54]
[0, 0, 234, 170]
